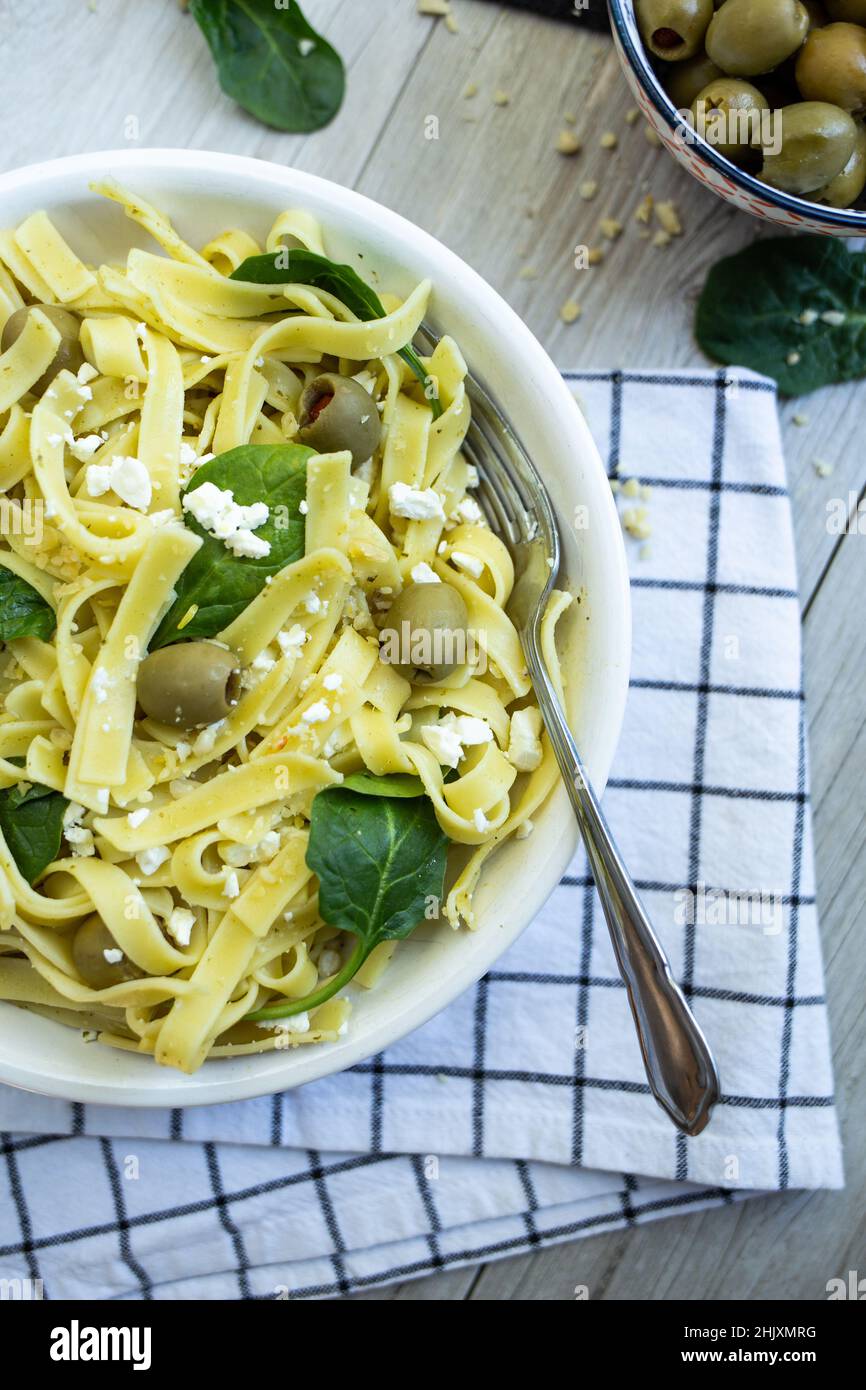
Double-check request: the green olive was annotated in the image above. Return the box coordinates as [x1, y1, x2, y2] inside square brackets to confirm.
[635, 0, 714, 60]
[706, 0, 810, 76]
[664, 54, 724, 107]
[137, 642, 242, 727]
[826, 0, 866, 19]
[756, 100, 858, 192]
[1, 303, 84, 395]
[379, 581, 469, 684]
[72, 915, 142, 991]
[795, 23, 866, 115]
[816, 120, 866, 203]
[692, 78, 770, 159]
[296, 372, 381, 464]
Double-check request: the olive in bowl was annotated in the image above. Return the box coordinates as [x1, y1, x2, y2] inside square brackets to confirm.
[635, 0, 714, 61]
[296, 372, 381, 464]
[1, 303, 84, 394]
[705, 0, 811, 77]
[137, 642, 242, 727]
[72, 915, 142, 991]
[380, 581, 470, 684]
[756, 101, 858, 192]
[795, 22, 866, 113]
[692, 77, 770, 159]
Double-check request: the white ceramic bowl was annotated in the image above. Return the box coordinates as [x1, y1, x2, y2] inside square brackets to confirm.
[0, 150, 630, 1106]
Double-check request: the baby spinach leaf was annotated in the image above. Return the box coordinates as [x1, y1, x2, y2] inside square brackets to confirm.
[0, 567, 56, 643]
[0, 778, 68, 884]
[151, 442, 312, 649]
[189, 0, 345, 133]
[696, 236, 866, 396]
[246, 786, 448, 1022]
[231, 249, 443, 417]
[341, 772, 427, 798]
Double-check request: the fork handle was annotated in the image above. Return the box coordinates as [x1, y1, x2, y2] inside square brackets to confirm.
[536, 686, 720, 1136]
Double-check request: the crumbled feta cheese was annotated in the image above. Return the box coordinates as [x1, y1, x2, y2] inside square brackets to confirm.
[298, 36, 315, 56]
[276, 624, 308, 657]
[69, 434, 103, 461]
[445, 715, 492, 746]
[227, 527, 270, 558]
[421, 713, 492, 768]
[421, 722, 464, 768]
[85, 455, 152, 512]
[389, 482, 446, 522]
[473, 808, 492, 833]
[222, 869, 241, 899]
[450, 549, 484, 578]
[169, 778, 195, 798]
[455, 496, 483, 524]
[298, 499, 308, 515]
[251, 650, 276, 675]
[192, 720, 225, 756]
[821, 310, 845, 327]
[507, 706, 544, 771]
[103, 948, 123, 964]
[182, 481, 270, 557]
[65, 824, 95, 857]
[255, 1012, 310, 1033]
[77, 362, 98, 385]
[318, 948, 341, 978]
[127, 807, 150, 828]
[304, 592, 321, 614]
[322, 672, 343, 691]
[410, 562, 441, 584]
[167, 907, 196, 947]
[302, 699, 331, 724]
[254, 830, 280, 862]
[135, 845, 170, 877]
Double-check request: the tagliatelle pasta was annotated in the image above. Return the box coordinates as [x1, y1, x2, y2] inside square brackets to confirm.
[0, 182, 572, 1073]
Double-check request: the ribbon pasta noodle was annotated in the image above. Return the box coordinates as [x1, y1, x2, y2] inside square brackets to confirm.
[0, 183, 571, 1073]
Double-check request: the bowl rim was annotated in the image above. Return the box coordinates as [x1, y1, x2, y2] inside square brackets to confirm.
[608, 0, 866, 233]
[0, 148, 631, 1106]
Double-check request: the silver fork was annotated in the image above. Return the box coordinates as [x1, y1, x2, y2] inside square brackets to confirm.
[418, 329, 721, 1137]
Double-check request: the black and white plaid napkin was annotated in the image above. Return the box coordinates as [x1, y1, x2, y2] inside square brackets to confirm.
[0, 369, 842, 1300]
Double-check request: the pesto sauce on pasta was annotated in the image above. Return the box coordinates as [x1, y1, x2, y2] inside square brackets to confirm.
[0, 183, 569, 1073]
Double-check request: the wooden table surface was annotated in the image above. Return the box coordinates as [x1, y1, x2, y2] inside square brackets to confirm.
[1, 0, 862, 1300]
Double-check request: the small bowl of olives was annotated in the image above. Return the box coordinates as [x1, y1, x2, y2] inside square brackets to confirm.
[609, 0, 866, 233]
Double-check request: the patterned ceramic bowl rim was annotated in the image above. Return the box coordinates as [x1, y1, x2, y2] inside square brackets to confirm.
[608, 0, 866, 234]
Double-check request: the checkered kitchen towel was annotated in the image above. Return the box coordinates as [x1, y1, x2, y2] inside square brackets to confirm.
[0, 369, 843, 1300]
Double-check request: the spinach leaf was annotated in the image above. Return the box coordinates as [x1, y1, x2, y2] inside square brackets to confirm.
[0, 778, 68, 884]
[246, 786, 448, 1022]
[231, 249, 443, 417]
[0, 567, 56, 643]
[342, 771, 426, 798]
[150, 442, 311, 648]
[189, 0, 345, 133]
[696, 236, 866, 396]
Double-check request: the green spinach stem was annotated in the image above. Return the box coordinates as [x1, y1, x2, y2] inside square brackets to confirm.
[245, 937, 368, 1023]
